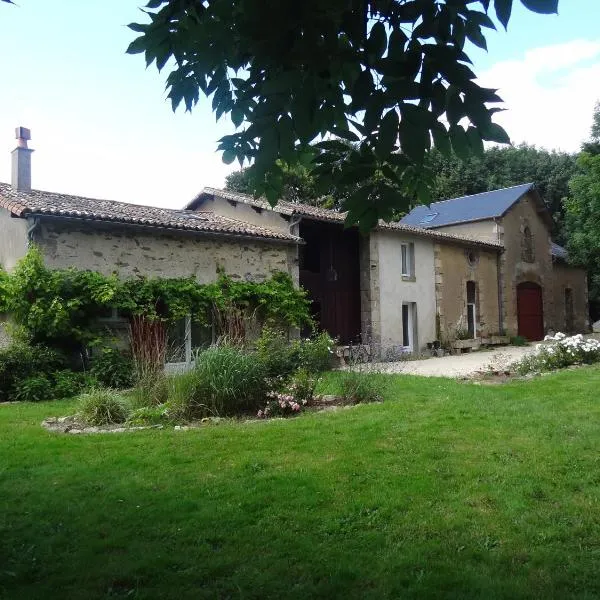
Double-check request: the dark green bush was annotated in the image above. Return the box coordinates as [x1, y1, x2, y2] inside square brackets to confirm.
[510, 335, 529, 347]
[297, 331, 335, 373]
[256, 328, 335, 380]
[14, 374, 55, 402]
[52, 370, 96, 399]
[0, 342, 67, 402]
[256, 327, 300, 380]
[89, 348, 134, 389]
[78, 389, 130, 425]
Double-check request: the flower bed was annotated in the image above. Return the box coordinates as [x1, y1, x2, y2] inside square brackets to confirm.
[512, 333, 600, 375]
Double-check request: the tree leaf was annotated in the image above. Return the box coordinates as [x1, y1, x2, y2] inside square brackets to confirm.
[431, 123, 452, 158]
[222, 150, 236, 165]
[231, 107, 244, 128]
[367, 22, 387, 58]
[376, 110, 399, 159]
[450, 124, 470, 160]
[520, 0, 558, 14]
[126, 36, 147, 55]
[480, 121, 511, 144]
[466, 126, 485, 156]
[494, 0, 513, 29]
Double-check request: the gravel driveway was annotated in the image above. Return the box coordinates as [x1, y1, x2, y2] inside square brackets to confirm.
[365, 346, 535, 378]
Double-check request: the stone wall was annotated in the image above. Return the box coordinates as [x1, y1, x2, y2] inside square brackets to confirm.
[434, 242, 501, 341]
[550, 263, 589, 333]
[496, 193, 554, 336]
[33, 220, 297, 284]
[359, 233, 381, 351]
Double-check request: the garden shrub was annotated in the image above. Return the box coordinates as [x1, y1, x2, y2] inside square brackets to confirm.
[340, 371, 388, 404]
[194, 344, 267, 415]
[256, 327, 335, 380]
[255, 327, 300, 380]
[89, 347, 134, 389]
[127, 404, 171, 426]
[257, 391, 303, 418]
[78, 389, 130, 425]
[256, 367, 320, 419]
[0, 342, 67, 402]
[510, 335, 528, 347]
[14, 374, 55, 402]
[52, 370, 96, 399]
[512, 333, 600, 375]
[288, 368, 319, 405]
[297, 331, 335, 374]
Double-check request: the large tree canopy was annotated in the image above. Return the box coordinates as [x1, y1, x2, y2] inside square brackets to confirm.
[227, 144, 577, 240]
[127, 0, 559, 230]
[564, 153, 600, 310]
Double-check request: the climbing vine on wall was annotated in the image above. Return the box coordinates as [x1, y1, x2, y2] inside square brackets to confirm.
[0, 247, 312, 350]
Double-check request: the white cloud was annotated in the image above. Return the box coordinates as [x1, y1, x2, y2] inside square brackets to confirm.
[478, 39, 600, 152]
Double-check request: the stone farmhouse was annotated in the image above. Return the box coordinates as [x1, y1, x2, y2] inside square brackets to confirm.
[0, 128, 589, 362]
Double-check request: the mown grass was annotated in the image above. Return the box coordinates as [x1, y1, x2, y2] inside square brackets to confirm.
[1, 368, 600, 599]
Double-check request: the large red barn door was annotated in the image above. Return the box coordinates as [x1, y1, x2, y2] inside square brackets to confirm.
[517, 282, 544, 341]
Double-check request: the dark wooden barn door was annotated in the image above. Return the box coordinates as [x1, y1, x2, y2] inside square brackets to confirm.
[517, 282, 544, 341]
[299, 221, 361, 344]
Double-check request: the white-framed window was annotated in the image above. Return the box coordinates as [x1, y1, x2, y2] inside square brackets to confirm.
[166, 315, 214, 369]
[401, 243, 415, 278]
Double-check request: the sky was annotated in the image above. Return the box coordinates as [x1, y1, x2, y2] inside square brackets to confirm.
[0, 0, 599, 210]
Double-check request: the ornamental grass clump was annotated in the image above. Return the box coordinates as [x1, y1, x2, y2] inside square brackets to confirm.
[193, 344, 267, 416]
[512, 333, 600, 375]
[78, 389, 130, 426]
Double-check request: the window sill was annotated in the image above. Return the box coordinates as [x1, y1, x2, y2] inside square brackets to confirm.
[401, 275, 416, 282]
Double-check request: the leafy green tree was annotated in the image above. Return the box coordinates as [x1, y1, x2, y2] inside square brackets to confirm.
[126, 0, 559, 230]
[426, 145, 578, 241]
[227, 144, 577, 239]
[582, 101, 600, 155]
[564, 153, 600, 315]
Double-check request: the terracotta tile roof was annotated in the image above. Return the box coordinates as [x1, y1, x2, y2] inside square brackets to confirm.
[194, 187, 504, 251]
[0, 182, 300, 243]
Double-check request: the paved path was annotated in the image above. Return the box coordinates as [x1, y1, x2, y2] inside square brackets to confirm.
[365, 346, 535, 378]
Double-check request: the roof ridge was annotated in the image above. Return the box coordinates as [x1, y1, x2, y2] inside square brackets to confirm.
[427, 182, 534, 207]
[0, 181, 182, 214]
[0, 183, 299, 243]
[201, 186, 341, 216]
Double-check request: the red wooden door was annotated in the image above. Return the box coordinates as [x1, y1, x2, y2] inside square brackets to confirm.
[517, 282, 544, 341]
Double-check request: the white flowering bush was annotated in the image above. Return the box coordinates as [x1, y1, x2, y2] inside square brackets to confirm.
[512, 333, 600, 375]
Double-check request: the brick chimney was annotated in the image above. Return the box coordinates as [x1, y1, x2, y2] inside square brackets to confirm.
[11, 126, 33, 191]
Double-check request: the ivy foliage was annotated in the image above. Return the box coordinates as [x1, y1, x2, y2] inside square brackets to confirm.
[127, 0, 559, 230]
[0, 247, 312, 349]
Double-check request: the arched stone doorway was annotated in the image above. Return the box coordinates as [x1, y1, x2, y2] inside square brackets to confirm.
[517, 282, 544, 341]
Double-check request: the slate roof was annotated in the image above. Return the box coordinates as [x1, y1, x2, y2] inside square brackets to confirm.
[551, 242, 569, 261]
[0, 182, 300, 243]
[400, 183, 536, 228]
[192, 187, 504, 251]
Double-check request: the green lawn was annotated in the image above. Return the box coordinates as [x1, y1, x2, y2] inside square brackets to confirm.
[1, 369, 600, 599]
